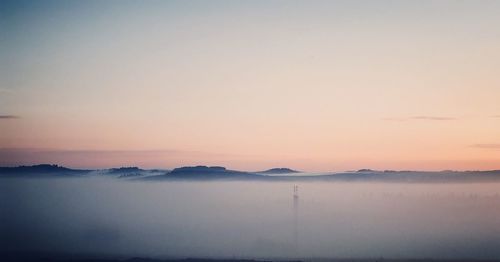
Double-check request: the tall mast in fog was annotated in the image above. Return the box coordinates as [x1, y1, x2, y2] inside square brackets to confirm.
[293, 185, 299, 253]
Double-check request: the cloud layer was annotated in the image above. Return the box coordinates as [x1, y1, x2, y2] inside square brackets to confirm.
[0, 115, 19, 119]
[471, 144, 500, 149]
[383, 116, 456, 121]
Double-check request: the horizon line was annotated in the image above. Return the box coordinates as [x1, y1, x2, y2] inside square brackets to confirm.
[1, 163, 500, 173]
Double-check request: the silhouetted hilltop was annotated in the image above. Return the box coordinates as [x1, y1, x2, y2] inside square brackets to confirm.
[258, 168, 300, 174]
[103, 167, 161, 178]
[309, 170, 500, 183]
[2, 164, 500, 182]
[357, 169, 376, 172]
[0, 164, 161, 178]
[0, 164, 91, 177]
[171, 165, 227, 174]
[107, 167, 143, 174]
[144, 165, 263, 181]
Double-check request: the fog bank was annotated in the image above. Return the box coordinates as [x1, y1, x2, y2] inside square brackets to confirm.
[1, 178, 500, 259]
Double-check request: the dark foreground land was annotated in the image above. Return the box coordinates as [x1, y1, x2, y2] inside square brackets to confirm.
[2, 253, 500, 262]
[0, 255, 292, 262]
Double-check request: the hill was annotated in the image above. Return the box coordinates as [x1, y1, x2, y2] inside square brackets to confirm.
[143, 166, 264, 181]
[0, 164, 91, 177]
[258, 168, 300, 174]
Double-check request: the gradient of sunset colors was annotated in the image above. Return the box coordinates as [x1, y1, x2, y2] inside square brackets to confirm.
[1, 0, 500, 171]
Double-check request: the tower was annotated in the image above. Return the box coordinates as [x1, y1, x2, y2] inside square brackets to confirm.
[293, 185, 299, 253]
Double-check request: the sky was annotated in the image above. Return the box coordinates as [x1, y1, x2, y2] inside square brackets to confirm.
[1, 0, 500, 171]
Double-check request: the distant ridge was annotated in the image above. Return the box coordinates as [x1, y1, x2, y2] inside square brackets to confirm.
[107, 166, 143, 174]
[0, 164, 163, 178]
[258, 167, 300, 174]
[144, 165, 263, 181]
[171, 165, 228, 174]
[356, 169, 376, 172]
[0, 164, 91, 177]
[1, 164, 500, 182]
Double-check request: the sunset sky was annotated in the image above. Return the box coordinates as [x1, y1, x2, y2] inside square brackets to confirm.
[1, 0, 499, 171]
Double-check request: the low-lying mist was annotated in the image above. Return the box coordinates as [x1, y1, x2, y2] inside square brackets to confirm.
[1, 178, 500, 259]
